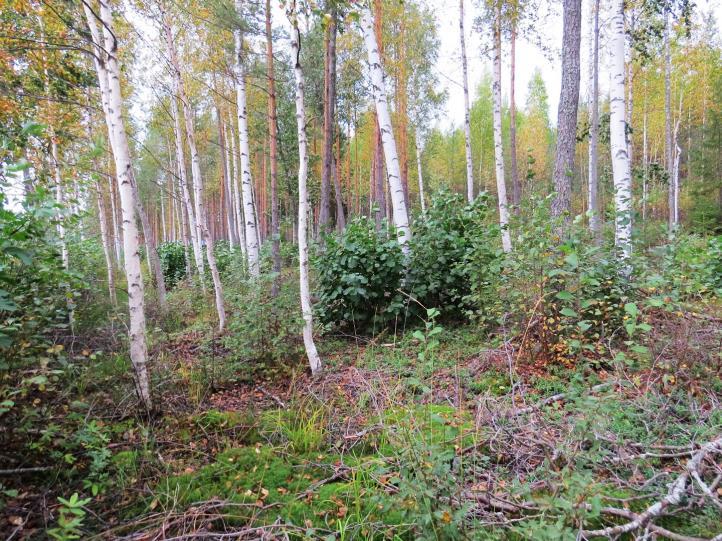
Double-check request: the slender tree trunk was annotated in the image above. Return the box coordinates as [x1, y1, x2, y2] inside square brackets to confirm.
[588, 0, 601, 240]
[415, 137, 426, 214]
[162, 7, 225, 329]
[509, 24, 520, 209]
[96, 180, 117, 306]
[320, 2, 337, 233]
[551, 0, 582, 222]
[333, 137, 346, 231]
[361, 5, 411, 252]
[265, 0, 281, 294]
[492, 1, 512, 253]
[610, 0, 632, 270]
[217, 108, 238, 247]
[460, 0, 474, 203]
[234, 0, 261, 276]
[665, 11, 674, 231]
[108, 167, 122, 264]
[171, 92, 204, 283]
[84, 0, 151, 411]
[642, 75, 648, 222]
[289, 3, 322, 375]
[228, 117, 246, 254]
[131, 176, 166, 308]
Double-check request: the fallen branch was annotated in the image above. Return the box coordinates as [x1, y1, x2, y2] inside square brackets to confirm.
[581, 435, 722, 539]
[508, 381, 615, 417]
[0, 466, 52, 475]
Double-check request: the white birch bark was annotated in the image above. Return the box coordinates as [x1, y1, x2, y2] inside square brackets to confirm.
[171, 92, 204, 282]
[161, 10, 225, 330]
[664, 11, 674, 231]
[289, 4, 322, 375]
[84, 0, 152, 410]
[460, 0, 474, 203]
[160, 182, 167, 243]
[108, 174, 122, 264]
[492, 4, 512, 253]
[609, 0, 633, 270]
[95, 179, 117, 307]
[361, 6, 411, 252]
[415, 137, 426, 214]
[228, 117, 246, 254]
[588, 0, 601, 239]
[218, 111, 238, 248]
[234, 0, 261, 276]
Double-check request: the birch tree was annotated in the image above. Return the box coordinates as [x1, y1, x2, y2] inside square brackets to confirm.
[361, 4, 411, 252]
[492, 0, 512, 253]
[459, 0, 475, 203]
[170, 93, 204, 281]
[289, 1, 322, 375]
[162, 7, 226, 331]
[588, 0, 601, 239]
[83, 1, 152, 410]
[234, 0, 261, 276]
[609, 0, 633, 269]
[551, 0, 582, 222]
[265, 0, 282, 294]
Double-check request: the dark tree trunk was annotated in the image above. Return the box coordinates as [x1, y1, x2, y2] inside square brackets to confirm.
[551, 0, 582, 223]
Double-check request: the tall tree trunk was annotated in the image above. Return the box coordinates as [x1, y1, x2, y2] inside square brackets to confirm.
[664, 11, 675, 231]
[228, 116, 246, 254]
[162, 7, 225, 329]
[642, 75, 648, 222]
[171, 90, 204, 283]
[610, 0, 632, 271]
[95, 179, 117, 306]
[460, 0, 475, 203]
[509, 24, 520, 209]
[551, 0, 582, 222]
[361, 5, 411, 252]
[265, 0, 281, 295]
[289, 3, 322, 375]
[108, 171, 122, 265]
[84, 0, 151, 411]
[217, 108, 238, 248]
[492, 1, 512, 253]
[588, 0, 601, 240]
[320, 2, 337, 233]
[333, 136, 346, 231]
[415, 136, 426, 214]
[131, 176, 167, 309]
[234, 0, 261, 276]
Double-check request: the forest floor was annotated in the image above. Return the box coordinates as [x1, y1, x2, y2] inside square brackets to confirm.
[2, 298, 722, 540]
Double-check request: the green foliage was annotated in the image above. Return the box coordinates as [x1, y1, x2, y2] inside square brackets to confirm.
[406, 191, 500, 319]
[222, 275, 304, 379]
[315, 217, 406, 331]
[47, 493, 92, 541]
[157, 241, 187, 289]
[263, 401, 328, 454]
[0, 188, 81, 363]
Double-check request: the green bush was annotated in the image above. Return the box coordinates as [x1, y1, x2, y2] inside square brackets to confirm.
[407, 190, 500, 319]
[314, 217, 406, 331]
[0, 189, 80, 363]
[222, 275, 304, 379]
[157, 241, 187, 289]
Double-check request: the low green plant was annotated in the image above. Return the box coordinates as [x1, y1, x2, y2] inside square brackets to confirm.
[47, 493, 92, 540]
[315, 217, 406, 332]
[157, 241, 187, 288]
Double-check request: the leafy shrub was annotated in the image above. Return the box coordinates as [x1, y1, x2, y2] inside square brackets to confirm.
[314, 217, 406, 331]
[157, 241, 187, 289]
[213, 239, 244, 277]
[0, 189, 79, 362]
[222, 275, 304, 378]
[646, 234, 722, 300]
[407, 191, 500, 319]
